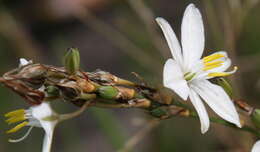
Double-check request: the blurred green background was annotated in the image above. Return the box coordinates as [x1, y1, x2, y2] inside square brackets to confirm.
[0, 0, 260, 151]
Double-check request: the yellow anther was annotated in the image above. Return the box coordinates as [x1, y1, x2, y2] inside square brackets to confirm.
[5, 109, 25, 118]
[6, 121, 29, 134]
[203, 63, 222, 71]
[204, 61, 224, 66]
[6, 115, 26, 124]
[208, 72, 230, 77]
[208, 66, 238, 77]
[203, 54, 225, 63]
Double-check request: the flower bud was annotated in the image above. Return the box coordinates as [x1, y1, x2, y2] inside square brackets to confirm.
[58, 84, 79, 100]
[114, 86, 135, 100]
[216, 78, 233, 97]
[251, 109, 260, 128]
[77, 78, 95, 93]
[64, 48, 80, 74]
[19, 64, 47, 79]
[46, 86, 60, 97]
[98, 86, 119, 99]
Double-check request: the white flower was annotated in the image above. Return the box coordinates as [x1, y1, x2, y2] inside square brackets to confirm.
[252, 140, 260, 152]
[156, 3, 241, 133]
[19, 58, 32, 67]
[5, 102, 58, 152]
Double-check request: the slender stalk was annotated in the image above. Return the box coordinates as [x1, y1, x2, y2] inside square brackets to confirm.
[118, 119, 160, 152]
[93, 102, 146, 109]
[59, 101, 92, 122]
[188, 111, 260, 138]
[173, 100, 260, 137]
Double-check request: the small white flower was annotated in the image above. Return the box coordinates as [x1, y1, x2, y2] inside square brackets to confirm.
[252, 140, 260, 152]
[156, 3, 241, 133]
[5, 102, 58, 152]
[19, 58, 32, 67]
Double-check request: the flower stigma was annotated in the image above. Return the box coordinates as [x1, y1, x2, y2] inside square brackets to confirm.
[184, 72, 196, 81]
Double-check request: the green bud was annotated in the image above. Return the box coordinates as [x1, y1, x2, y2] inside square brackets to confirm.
[216, 78, 233, 97]
[46, 86, 60, 97]
[251, 109, 260, 128]
[150, 107, 168, 118]
[98, 86, 119, 99]
[64, 48, 80, 74]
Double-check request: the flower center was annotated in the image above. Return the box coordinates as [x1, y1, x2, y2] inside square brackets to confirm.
[184, 72, 196, 81]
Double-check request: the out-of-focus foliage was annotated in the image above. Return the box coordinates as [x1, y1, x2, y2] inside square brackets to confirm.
[0, 0, 260, 151]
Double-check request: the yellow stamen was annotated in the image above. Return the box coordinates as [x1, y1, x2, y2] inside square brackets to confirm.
[6, 121, 29, 134]
[6, 115, 26, 124]
[5, 109, 25, 118]
[203, 63, 222, 71]
[208, 72, 230, 77]
[204, 61, 224, 66]
[208, 66, 238, 77]
[203, 54, 225, 63]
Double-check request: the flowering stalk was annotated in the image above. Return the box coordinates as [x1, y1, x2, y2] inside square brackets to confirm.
[1, 4, 260, 151]
[1, 58, 259, 137]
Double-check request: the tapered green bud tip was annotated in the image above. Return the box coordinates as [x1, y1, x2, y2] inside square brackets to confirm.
[98, 86, 119, 99]
[64, 48, 80, 74]
[251, 109, 260, 128]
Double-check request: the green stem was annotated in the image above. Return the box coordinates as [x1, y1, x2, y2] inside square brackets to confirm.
[189, 111, 260, 138]
[172, 101, 260, 137]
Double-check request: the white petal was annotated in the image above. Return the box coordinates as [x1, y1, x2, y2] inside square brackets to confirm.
[31, 103, 58, 152]
[31, 102, 55, 120]
[252, 140, 260, 152]
[19, 58, 30, 66]
[156, 17, 183, 64]
[181, 4, 205, 71]
[163, 59, 189, 100]
[42, 128, 55, 152]
[189, 88, 210, 134]
[192, 79, 241, 127]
